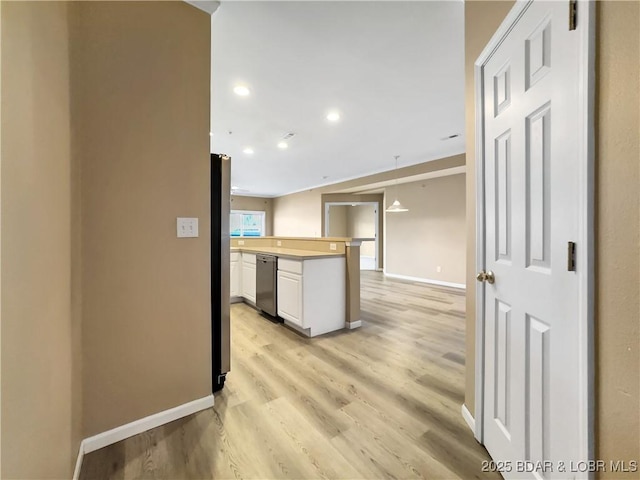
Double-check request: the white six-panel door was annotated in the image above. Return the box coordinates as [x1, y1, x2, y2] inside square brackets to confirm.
[480, 2, 588, 478]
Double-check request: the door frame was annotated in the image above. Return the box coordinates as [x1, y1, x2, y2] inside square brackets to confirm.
[473, 0, 595, 466]
[324, 201, 379, 269]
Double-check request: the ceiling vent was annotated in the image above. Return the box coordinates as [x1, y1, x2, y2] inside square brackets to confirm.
[441, 133, 460, 140]
[282, 132, 296, 140]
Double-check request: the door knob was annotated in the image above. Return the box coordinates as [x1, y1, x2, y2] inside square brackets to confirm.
[476, 270, 496, 284]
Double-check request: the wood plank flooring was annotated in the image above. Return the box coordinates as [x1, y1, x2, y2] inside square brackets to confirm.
[80, 272, 499, 479]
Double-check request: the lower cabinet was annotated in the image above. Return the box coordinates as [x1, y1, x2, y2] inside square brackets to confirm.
[241, 253, 256, 304]
[276, 270, 303, 326]
[230, 252, 242, 298]
[231, 251, 346, 336]
[277, 257, 345, 337]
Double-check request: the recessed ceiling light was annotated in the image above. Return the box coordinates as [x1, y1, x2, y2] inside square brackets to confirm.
[209, 132, 213, 136]
[277, 141, 288, 149]
[233, 85, 251, 96]
[231, 186, 239, 190]
[243, 147, 254, 154]
[326, 111, 341, 122]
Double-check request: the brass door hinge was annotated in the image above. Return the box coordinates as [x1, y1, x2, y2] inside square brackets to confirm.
[568, 242, 577, 271]
[569, 0, 577, 30]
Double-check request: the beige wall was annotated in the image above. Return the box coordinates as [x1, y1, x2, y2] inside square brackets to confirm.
[328, 205, 349, 237]
[230, 195, 274, 236]
[348, 204, 376, 238]
[348, 204, 376, 258]
[273, 156, 465, 272]
[386, 174, 466, 285]
[273, 188, 323, 237]
[273, 154, 465, 240]
[465, 1, 640, 473]
[73, 1, 212, 437]
[1, 2, 79, 477]
[595, 1, 640, 472]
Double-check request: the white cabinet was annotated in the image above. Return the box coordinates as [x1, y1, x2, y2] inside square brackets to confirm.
[277, 257, 345, 337]
[241, 253, 256, 304]
[277, 270, 303, 326]
[232, 250, 346, 336]
[230, 252, 242, 298]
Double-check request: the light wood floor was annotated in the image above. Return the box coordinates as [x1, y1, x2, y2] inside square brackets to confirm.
[80, 272, 499, 479]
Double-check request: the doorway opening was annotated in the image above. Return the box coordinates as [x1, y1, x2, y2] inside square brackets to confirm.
[324, 201, 379, 270]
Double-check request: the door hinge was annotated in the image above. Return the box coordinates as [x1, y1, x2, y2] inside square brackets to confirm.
[568, 242, 577, 271]
[569, 0, 577, 30]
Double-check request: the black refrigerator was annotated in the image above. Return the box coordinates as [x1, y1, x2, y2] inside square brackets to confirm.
[211, 153, 231, 392]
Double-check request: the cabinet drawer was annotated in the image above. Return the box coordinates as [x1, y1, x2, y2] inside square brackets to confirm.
[278, 258, 302, 274]
[231, 252, 241, 262]
[242, 253, 256, 265]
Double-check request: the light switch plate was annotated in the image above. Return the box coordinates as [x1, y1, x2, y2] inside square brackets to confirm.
[238, 240, 245, 245]
[277, 240, 282, 246]
[329, 243, 337, 251]
[177, 217, 199, 238]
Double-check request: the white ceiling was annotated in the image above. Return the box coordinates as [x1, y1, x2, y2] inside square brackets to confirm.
[210, 1, 465, 198]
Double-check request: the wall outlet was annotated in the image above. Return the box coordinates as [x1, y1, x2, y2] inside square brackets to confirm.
[238, 240, 245, 246]
[277, 240, 282, 246]
[177, 217, 198, 238]
[436, 266, 442, 273]
[329, 243, 337, 251]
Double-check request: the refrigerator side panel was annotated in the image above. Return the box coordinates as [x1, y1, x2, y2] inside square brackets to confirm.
[211, 153, 231, 392]
[219, 155, 231, 374]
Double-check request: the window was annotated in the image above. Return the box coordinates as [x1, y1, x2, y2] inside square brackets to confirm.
[230, 210, 266, 237]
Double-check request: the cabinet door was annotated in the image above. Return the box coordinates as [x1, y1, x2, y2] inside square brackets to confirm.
[242, 263, 256, 303]
[230, 260, 241, 297]
[277, 271, 303, 326]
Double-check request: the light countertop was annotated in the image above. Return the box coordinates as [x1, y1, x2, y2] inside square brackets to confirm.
[231, 246, 345, 260]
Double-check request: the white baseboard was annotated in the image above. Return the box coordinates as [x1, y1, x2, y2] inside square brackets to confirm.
[384, 272, 466, 290]
[73, 394, 214, 479]
[346, 320, 362, 329]
[461, 403, 475, 433]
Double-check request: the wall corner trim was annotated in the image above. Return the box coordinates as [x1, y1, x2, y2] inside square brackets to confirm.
[73, 395, 215, 479]
[461, 404, 476, 433]
[183, 0, 220, 15]
[383, 272, 466, 290]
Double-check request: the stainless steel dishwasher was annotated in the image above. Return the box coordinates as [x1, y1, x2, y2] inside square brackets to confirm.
[256, 254, 277, 317]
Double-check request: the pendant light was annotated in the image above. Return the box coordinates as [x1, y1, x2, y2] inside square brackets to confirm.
[386, 155, 409, 213]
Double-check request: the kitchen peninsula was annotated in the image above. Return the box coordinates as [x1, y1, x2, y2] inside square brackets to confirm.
[230, 237, 362, 336]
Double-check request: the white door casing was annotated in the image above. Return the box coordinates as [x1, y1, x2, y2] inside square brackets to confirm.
[474, 1, 594, 479]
